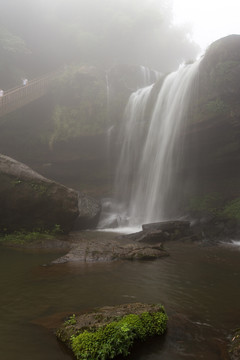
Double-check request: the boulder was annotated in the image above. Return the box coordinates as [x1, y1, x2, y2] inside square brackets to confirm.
[74, 193, 101, 230]
[124, 220, 194, 244]
[0, 154, 79, 233]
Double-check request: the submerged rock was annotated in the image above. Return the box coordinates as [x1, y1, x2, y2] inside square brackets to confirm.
[56, 302, 168, 359]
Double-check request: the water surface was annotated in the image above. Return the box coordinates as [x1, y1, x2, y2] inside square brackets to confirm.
[0, 238, 239, 359]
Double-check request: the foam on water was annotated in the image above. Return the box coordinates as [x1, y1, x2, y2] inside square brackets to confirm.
[98, 226, 141, 235]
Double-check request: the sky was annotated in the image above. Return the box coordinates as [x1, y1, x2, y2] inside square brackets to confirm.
[172, 0, 240, 52]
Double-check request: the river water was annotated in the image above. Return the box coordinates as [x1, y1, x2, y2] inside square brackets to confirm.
[0, 236, 239, 360]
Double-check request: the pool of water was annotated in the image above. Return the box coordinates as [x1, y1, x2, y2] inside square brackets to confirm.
[0, 237, 239, 359]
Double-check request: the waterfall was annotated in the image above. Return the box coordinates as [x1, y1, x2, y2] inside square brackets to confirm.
[114, 61, 200, 227]
[138, 65, 161, 87]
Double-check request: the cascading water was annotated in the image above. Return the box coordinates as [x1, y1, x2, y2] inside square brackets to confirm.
[138, 65, 161, 87]
[98, 66, 161, 231]
[114, 60, 200, 227]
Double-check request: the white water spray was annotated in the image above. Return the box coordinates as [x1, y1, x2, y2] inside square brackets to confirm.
[115, 61, 200, 226]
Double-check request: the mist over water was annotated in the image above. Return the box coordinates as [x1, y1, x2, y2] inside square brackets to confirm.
[114, 60, 200, 227]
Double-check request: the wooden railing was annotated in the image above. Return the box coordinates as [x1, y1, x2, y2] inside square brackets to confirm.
[0, 71, 60, 117]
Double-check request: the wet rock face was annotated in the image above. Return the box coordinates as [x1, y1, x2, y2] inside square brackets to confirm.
[199, 35, 240, 102]
[0, 154, 79, 233]
[180, 35, 240, 219]
[74, 193, 101, 230]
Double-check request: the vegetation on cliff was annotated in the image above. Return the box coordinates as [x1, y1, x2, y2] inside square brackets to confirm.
[0, 225, 62, 246]
[190, 194, 240, 222]
[49, 65, 108, 145]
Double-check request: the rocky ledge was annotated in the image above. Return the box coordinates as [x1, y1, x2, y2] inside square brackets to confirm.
[122, 220, 197, 243]
[51, 231, 169, 264]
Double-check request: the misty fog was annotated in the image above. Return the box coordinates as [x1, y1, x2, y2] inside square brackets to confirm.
[0, 0, 199, 88]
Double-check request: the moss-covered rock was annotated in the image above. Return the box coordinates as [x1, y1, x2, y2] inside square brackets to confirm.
[56, 303, 168, 360]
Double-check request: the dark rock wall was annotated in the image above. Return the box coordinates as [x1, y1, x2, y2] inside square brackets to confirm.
[178, 35, 240, 215]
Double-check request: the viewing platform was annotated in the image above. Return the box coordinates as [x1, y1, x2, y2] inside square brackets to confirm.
[0, 71, 60, 118]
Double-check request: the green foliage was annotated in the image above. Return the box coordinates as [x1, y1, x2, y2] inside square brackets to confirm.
[0, 0, 199, 88]
[188, 193, 223, 216]
[0, 231, 52, 245]
[52, 224, 63, 234]
[49, 65, 108, 145]
[0, 26, 30, 55]
[188, 194, 240, 221]
[0, 224, 63, 245]
[70, 309, 168, 360]
[65, 314, 77, 326]
[221, 198, 240, 220]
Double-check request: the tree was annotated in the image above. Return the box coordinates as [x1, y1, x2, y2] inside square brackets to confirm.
[0, 0, 200, 87]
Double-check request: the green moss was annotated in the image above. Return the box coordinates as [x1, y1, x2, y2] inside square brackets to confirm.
[0, 231, 53, 245]
[70, 309, 168, 360]
[0, 224, 63, 245]
[188, 194, 240, 221]
[65, 314, 77, 326]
